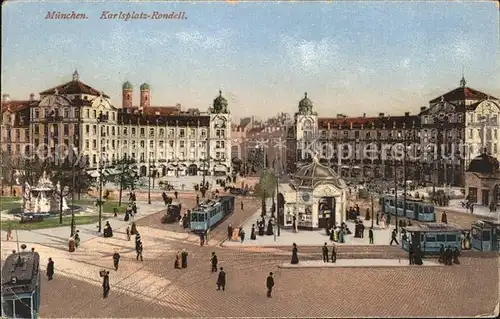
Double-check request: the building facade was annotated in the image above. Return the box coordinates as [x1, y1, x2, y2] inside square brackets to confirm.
[1, 71, 232, 178]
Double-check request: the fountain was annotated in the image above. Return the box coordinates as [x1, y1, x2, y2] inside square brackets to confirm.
[22, 171, 69, 215]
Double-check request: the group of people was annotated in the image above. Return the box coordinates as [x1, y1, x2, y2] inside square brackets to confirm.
[174, 249, 189, 268]
[439, 245, 460, 265]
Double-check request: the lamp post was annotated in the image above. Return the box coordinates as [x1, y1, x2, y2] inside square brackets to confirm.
[394, 159, 398, 233]
[148, 160, 157, 204]
[96, 111, 108, 233]
[70, 147, 77, 237]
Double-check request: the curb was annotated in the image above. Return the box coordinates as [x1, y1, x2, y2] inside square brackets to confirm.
[220, 243, 401, 249]
[278, 262, 443, 269]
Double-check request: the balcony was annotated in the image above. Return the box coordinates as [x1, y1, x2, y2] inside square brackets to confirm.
[44, 115, 63, 122]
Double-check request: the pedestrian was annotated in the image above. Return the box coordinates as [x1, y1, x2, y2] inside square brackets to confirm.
[239, 228, 245, 243]
[181, 249, 188, 268]
[200, 232, 205, 246]
[74, 230, 80, 248]
[210, 252, 218, 272]
[322, 243, 329, 262]
[438, 244, 445, 263]
[216, 267, 226, 291]
[46, 258, 54, 280]
[266, 272, 274, 298]
[331, 243, 337, 263]
[389, 229, 399, 246]
[227, 224, 233, 241]
[174, 191, 178, 199]
[369, 227, 374, 244]
[441, 211, 448, 224]
[196, 195, 200, 206]
[136, 240, 143, 262]
[113, 251, 121, 270]
[102, 271, 110, 298]
[6, 224, 13, 241]
[241, 201, 244, 210]
[126, 226, 131, 241]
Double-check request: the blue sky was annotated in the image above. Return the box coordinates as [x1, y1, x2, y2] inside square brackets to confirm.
[2, 1, 499, 120]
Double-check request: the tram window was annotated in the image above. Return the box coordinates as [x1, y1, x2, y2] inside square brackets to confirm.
[389, 200, 394, 206]
[14, 298, 32, 318]
[425, 235, 436, 242]
[424, 206, 433, 214]
[199, 214, 205, 222]
[446, 234, 457, 242]
[191, 213, 198, 221]
[2, 300, 14, 318]
[419, 206, 424, 214]
[398, 202, 403, 208]
[483, 231, 491, 241]
[436, 234, 446, 242]
[471, 228, 481, 240]
[408, 203, 414, 211]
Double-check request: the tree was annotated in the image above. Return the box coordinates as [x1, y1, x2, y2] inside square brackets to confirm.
[254, 170, 277, 217]
[48, 156, 74, 224]
[113, 156, 137, 206]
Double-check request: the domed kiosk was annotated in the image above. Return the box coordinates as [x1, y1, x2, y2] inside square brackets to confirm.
[465, 150, 500, 207]
[279, 155, 348, 231]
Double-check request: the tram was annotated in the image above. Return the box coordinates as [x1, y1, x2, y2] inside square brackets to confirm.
[190, 196, 235, 232]
[1, 251, 41, 319]
[401, 223, 466, 255]
[379, 195, 436, 222]
[471, 220, 500, 252]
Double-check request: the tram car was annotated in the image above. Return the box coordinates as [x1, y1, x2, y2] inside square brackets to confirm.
[471, 220, 500, 252]
[190, 196, 235, 232]
[401, 223, 466, 255]
[379, 195, 436, 222]
[1, 251, 41, 319]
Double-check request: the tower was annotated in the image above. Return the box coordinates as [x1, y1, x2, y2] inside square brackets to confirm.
[295, 92, 318, 164]
[122, 81, 133, 108]
[140, 83, 151, 109]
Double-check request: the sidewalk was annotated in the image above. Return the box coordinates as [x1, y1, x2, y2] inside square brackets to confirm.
[0, 201, 167, 247]
[278, 258, 442, 269]
[437, 200, 499, 220]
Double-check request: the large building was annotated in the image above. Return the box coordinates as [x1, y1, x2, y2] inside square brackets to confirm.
[286, 78, 500, 187]
[1, 71, 232, 178]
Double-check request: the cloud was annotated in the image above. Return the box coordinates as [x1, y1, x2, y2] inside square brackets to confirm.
[175, 29, 232, 50]
[280, 35, 339, 74]
[399, 58, 411, 69]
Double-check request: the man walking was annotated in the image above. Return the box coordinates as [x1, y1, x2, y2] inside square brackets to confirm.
[216, 267, 226, 291]
[113, 251, 121, 270]
[211, 252, 218, 272]
[322, 243, 329, 262]
[102, 271, 110, 298]
[389, 229, 399, 246]
[369, 227, 374, 244]
[331, 243, 337, 263]
[266, 272, 274, 298]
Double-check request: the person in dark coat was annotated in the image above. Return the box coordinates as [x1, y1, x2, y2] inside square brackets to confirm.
[211, 252, 218, 272]
[441, 211, 448, 224]
[250, 224, 257, 240]
[258, 220, 265, 236]
[241, 201, 244, 210]
[181, 249, 188, 268]
[438, 244, 445, 263]
[389, 229, 399, 245]
[413, 246, 423, 265]
[102, 271, 110, 298]
[216, 267, 226, 291]
[174, 251, 181, 269]
[239, 228, 245, 243]
[46, 258, 54, 280]
[266, 219, 274, 236]
[445, 246, 453, 265]
[227, 224, 233, 241]
[174, 191, 178, 199]
[331, 243, 337, 263]
[112, 252, 121, 270]
[266, 272, 274, 298]
[453, 247, 460, 264]
[291, 243, 299, 264]
[322, 243, 329, 262]
[369, 227, 374, 244]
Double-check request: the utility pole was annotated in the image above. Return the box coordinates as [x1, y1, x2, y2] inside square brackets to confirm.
[403, 132, 407, 227]
[394, 160, 398, 232]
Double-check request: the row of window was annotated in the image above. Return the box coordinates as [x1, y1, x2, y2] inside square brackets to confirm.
[82, 139, 224, 150]
[32, 108, 118, 122]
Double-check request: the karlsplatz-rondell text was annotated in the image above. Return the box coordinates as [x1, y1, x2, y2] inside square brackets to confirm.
[46, 11, 88, 20]
[100, 11, 187, 21]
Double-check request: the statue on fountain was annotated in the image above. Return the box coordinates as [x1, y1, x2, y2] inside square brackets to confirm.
[20, 172, 70, 215]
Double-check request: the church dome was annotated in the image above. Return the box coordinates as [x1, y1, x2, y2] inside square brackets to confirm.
[122, 81, 133, 90]
[298, 92, 313, 112]
[294, 156, 346, 189]
[140, 83, 151, 90]
[212, 90, 228, 113]
[467, 152, 499, 174]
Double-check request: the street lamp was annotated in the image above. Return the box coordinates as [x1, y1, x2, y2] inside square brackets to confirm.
[148, 159, 157, 204]
[96, 111, 108, 233]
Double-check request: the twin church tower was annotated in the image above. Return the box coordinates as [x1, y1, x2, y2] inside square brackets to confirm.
[121, 81, 151, 109]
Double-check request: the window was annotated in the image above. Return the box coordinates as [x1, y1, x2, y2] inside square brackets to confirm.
[159, 141, 164, 148]
[436, 234, 446, 242]
[149, 140, 154, 148]
[93, 110, 97, 118]
[159, 128, 165, 136]
[179, 129, 185, 138]
[140, 128, 145, 137]
[190, 141, 196, 148]
[168, 129, 174, 138]
[179, 141, 185, 148]
[140, 141, 145, 148]
[189, 128, 195, 138]
[131, 128, 136, 136]
[63, 124, 69, 135]
[92, 125, 97, 135]
[169, 141, 174, 148]
[85, 140, 90, 149]
[482, 231, 491, 241]
[34, 109, 39, 118]
[446, 234, 457, 242]
[92, 140, 97, 150]
[201, 129, 207, 137]
[93, 154, 97, 164]
[123, 127, 128, 135]
[425, 235, 436, 242]
[149, 128, 155, 137]
[64, 108, 69, 117]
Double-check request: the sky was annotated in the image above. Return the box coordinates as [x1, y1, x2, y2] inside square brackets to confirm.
[2, 1, 499, 120]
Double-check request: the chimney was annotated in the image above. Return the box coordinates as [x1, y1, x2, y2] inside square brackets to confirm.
[420, 106, 426, 112]
[363, 113, 366, 118]
[378, 113, 385, 117]
[405, 112, 410, 116]
[29, 93, 35, 101]
[2, 94, 10, 102]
